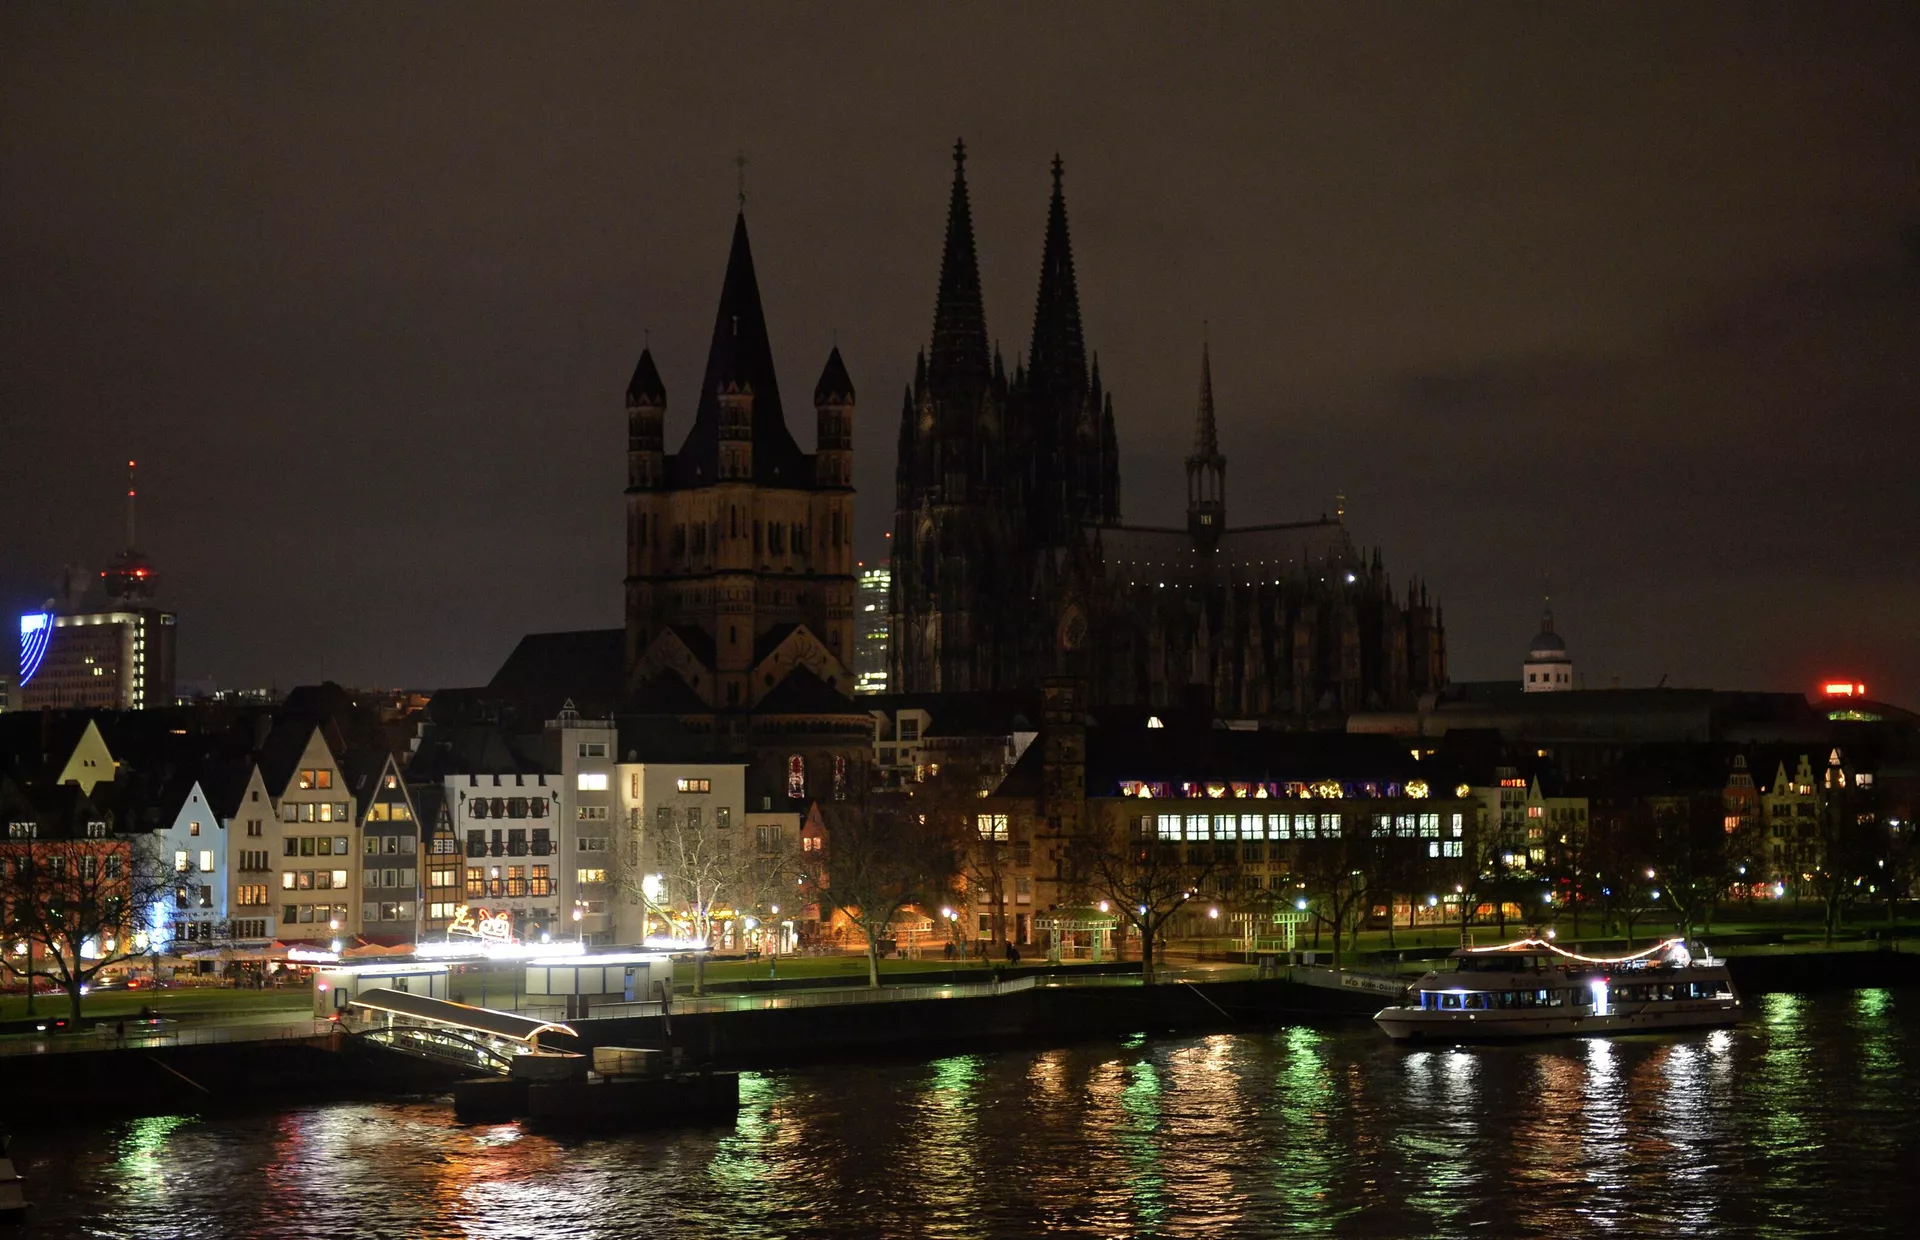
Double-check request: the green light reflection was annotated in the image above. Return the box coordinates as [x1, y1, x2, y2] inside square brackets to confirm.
[115, 1114, 194, 1192]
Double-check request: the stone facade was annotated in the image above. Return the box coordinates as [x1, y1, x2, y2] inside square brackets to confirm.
[890, 144, 1445, 720]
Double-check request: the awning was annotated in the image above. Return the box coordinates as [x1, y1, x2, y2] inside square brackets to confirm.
[348, 987, 578, 1045]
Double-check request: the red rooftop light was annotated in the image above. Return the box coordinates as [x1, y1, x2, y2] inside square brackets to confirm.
[1822, 682, 1867, 698]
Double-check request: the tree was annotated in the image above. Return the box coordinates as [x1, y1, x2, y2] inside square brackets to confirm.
[1074, 808, 1234, 984]
[908, 769, 1012, 952]
[623, 805, 801, 995]
[807, 796, 957, 988]
[1587, 804, 1662, 945]
[1808, 762, 1874, 946]
[1649, 792, 1734, 939]
[2, 833, 174, 1023]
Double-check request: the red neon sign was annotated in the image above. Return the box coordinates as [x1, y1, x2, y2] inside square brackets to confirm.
[1822, 682, 1867, 698]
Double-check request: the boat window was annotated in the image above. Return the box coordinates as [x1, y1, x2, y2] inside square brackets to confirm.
[1657, 984, 1675, 1001]
[1440, 993, 1462, 1010]
[1546, 989, 1563, 1007]
[1572, 987, 1590, 1006]
[1465, 993, 1488, 1010]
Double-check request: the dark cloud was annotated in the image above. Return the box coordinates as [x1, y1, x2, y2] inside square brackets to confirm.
[3, 3, 1917, 701]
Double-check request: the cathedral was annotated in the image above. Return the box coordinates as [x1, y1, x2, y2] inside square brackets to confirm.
[889, 142, 1447, 720]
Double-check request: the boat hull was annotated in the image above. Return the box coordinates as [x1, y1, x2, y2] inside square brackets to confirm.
[1375, 1000, 1741, 1042]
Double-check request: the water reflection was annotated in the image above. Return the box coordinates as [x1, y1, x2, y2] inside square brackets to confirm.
[16, 990, 1919, 1239]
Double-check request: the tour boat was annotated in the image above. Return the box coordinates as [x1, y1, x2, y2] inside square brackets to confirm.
[1373, 937, 1741, 1041]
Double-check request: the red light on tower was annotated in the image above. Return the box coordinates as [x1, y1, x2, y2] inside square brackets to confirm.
[1821, 681, 1867, 698]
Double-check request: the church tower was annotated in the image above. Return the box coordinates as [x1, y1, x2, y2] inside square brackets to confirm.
[625, 210, 857, 708]
[891, 140, 1015, 694]
[1186, 342, 1226, 551]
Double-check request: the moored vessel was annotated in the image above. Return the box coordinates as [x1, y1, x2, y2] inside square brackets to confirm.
[1374, 937, 1740, 1041]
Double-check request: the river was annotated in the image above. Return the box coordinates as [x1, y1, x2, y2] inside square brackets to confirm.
[13, 988, 1916, 1238]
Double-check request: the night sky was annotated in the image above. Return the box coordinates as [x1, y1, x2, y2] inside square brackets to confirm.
[4, 4, 1917, 703]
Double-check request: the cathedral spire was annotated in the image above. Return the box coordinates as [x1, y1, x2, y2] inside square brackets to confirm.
[1194, 339, 1218, 457]
[927, 139, 990, 396]
[1186, 339, 1226, 551]
[1027, 154, 1087, 401]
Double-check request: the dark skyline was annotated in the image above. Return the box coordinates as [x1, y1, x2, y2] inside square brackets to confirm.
[4, 4, 1917, 702]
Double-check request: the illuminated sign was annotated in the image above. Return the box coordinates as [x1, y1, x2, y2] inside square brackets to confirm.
[19, 612, 51, 686]
[446, 904, 516, 945]
[1822, 682, 1867, 698]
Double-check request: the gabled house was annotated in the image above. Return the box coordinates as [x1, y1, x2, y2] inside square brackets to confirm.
[346, 749, 422, 945]
[258, 722, 358, 944]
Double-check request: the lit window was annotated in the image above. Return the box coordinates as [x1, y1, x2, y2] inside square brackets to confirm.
[675, 778, 711, 794]
[976, 813, 1009, 841]
[577, 772, 609, 791]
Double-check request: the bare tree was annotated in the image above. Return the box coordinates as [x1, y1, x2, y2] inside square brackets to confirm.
[906, 770, 1012, 952]
[1649, 792, 1734, 939]
[806, 796, 957, 988]
[2, 833, 174, 1023]
[622, 806, 801, 995]
[1291, 822, 1378, 973]
[1075, 808, 1233, 984]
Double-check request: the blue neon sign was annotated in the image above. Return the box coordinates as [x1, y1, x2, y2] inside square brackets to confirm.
[19, 612, 51, 686]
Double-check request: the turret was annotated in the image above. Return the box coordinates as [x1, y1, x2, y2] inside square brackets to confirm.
[1186, 341, 1226, 551]
[814, 347, 855, 488]
[625, 348, 667, 490]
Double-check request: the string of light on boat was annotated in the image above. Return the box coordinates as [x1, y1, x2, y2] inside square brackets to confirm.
[1465, 937, 1693, 966]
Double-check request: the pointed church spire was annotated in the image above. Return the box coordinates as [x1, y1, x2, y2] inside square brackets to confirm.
[1194, 339, 1219, 457]
[626, 347, 667, 408]
[927, 139, 990, 396]
[1027, 154, 1087, 401]
[672, 210, 806, 484]
[1186, 338, 1226, 551]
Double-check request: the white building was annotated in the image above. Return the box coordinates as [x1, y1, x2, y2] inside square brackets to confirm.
[1523, 609, 1574, 692]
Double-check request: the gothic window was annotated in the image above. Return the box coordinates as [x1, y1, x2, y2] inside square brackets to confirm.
[833, 755, 848, 801]
[787, 755, 806, 801]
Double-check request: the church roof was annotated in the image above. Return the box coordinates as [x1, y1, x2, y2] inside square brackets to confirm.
[670, 212, 811, 489]
[629, 669, 711, 716]
[752, 622, 803, 666]
[625, 347, 666, 407]
[755, 666, 857, 714]
[813, 347, 855, 406]
[1098, 519, 1355, 586]
[486, 628, 625, 719]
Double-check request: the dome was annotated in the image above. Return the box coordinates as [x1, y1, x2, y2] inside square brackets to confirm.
[1525, 608, 1569, 662]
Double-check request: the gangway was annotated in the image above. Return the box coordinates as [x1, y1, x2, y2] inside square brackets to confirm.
[346, 987, 578, 1075]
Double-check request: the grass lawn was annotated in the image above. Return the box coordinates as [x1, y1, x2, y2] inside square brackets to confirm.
[690, 954, 1009, 987]
[0, 987, 312, 1023]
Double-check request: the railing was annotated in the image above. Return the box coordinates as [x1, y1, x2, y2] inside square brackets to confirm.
[0, 1017, 337, 1058]
[358, 1024, 514, 1073]
[580, 973, 1050, 1019]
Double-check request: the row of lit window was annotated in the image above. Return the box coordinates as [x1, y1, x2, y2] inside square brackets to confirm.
[281, 802, 351, 824]
[282, 869, 350, 890]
